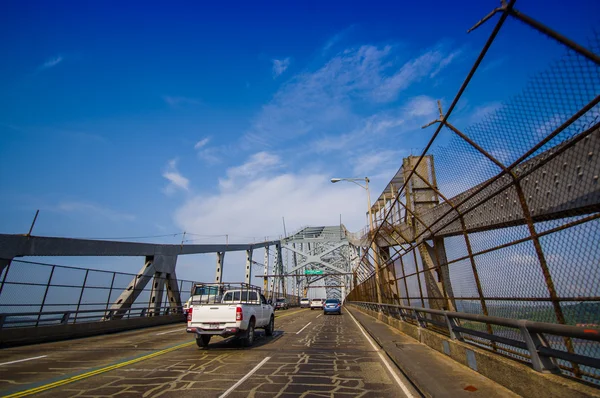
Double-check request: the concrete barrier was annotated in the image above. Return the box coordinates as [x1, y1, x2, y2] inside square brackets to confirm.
[349, 304, 600, 398]
[0, 315, 185, 347]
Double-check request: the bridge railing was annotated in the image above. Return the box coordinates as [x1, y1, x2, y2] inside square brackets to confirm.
[0, 259, 197, 324]
[0, 304, 183, 329]
[348, 0, 600, 386]
[350, 301, 600, 382]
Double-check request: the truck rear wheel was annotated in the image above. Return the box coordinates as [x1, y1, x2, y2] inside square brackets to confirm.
[196, 335, 211, 348]
[265, 315, 274, 336]
[242, 319, 256, 347]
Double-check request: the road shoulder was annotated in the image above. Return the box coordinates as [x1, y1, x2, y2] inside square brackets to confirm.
[347, 306, 520, 398]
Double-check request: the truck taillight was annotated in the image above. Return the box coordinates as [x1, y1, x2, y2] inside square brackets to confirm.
[187, 309, 192, 322]
[236, 306, 243, 321]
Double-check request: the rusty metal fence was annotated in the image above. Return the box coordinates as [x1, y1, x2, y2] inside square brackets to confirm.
[347, 0, 599, 384]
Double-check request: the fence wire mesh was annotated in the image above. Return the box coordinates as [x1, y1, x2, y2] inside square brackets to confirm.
[348, 4, 599, 384]
[0, 259, 197, 327]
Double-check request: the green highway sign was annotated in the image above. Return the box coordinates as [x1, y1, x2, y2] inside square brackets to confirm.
[305, 270, 324, 275]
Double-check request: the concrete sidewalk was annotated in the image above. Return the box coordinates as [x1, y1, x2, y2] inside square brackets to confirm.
[348, 306, 520, 397]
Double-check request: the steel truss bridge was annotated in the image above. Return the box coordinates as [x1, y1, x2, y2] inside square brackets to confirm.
[0, 1, 599, 397]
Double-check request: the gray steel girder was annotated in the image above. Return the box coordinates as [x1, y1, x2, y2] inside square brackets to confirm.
[0, 235, 280, 260]
[285, 242, 348, 273]
[105, 257, 155, 319]
[371, 124, 600, 246]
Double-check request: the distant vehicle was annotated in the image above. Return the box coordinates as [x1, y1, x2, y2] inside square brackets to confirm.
[300, 298, 310, 308]
[323, 298, 342, 315]
[275, 298, 288, 310]
[186, 283, 274, 348]
[310, 298, 324, 310]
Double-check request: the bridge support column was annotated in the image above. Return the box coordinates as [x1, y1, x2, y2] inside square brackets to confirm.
[147, 255, 179, 316]
[164, 271, 182, 312]
[215, 252, 225, 284]
[106, 255, 181, 319]
[244, 249, 253, 285]
[377, 247, 400, 305]
[403, 155, 455, 311]
[276, 243, 285, 298]
[263, 246, 269, 297]
[105, 257, 155, 320]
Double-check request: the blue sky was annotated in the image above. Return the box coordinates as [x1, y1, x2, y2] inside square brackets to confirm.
[1, 0, 599, 281]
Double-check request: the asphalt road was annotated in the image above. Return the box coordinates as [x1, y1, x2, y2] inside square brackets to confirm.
[0, 307, 417, 397]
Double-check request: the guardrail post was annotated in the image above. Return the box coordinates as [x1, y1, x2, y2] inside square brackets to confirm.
[415, 310, 427, 328]
[0, 314, 6, 329]
[398, 308, 407, 322]
[36, 265, 56, 327]
[518, 322, 560, 373]
[445, 314, 464, 342]
[74, 269, 89, 323]
[140, 308, 147, 317]
[61, 312, 71, 325]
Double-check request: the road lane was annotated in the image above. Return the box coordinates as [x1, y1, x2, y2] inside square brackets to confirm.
[6, 308, 411, 397]
[0, 322, 195, 393]
[0, 307, 307, 392]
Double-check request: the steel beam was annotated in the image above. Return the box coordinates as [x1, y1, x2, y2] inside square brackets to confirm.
[105, 257, 155, 320]
[244, 249, 253, 284]
[215, 252, 225, 284]
[368, 127, 600, 247]
[0, 234, 280, 259]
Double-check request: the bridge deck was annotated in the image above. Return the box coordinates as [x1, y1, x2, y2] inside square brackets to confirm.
[0, 309, 516, 397]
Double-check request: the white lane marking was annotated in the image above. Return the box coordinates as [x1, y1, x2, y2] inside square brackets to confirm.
[156, 328, 184, 335]
[347, 311, 415, 398]
[316, 314, 323, 319]
[295, 322, 312, 335]
[0, 355, 47, 366]
[218, 356, 271, 398]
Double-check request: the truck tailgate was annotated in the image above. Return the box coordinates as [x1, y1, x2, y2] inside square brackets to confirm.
[190, 304, 238, 325]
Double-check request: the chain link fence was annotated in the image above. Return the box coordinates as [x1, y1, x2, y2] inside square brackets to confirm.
[348, 2, 599, 384]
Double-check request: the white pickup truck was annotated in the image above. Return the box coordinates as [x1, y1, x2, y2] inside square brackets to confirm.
[186, 283, 274, 348]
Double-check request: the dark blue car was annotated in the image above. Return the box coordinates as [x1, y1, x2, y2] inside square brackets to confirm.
[323, 298, 342, 315]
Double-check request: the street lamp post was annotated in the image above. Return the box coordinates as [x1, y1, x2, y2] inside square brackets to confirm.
[331, 177, 383, 304]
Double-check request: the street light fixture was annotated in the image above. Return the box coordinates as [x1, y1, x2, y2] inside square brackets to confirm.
[330, 177, 382, 303]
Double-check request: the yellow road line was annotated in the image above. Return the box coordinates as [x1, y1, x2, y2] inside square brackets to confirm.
[4, 310, 308, 397]
[274, 308, 306, 319]
[2, 340, 195, 398]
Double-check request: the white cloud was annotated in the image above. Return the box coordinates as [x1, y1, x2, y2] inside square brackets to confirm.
[175, 173, 369, 242]
[219, 152, 282, 190]
[171, 43, 461, 247]
[353, 150, 403, 176]
[38, 55, 63, 71]
[272, 58, 291, 78]
[468, 102, 503, 124]
[197, 148, 221, 165]
[162, 158, 190, 194]
[322, 25, 356, 54]
[313, 96, 437, 154]
[245, 44, 458, 148]
[430, 49, 462, 78]
[194, 137, 210, 150]
[373, 48, 458, 102]
[55, 201, 135, 222]
[404, 95, 438, 117]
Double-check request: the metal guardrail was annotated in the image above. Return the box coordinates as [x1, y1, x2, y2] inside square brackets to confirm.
[0, 259, 197, 325]
[350, 301, 600, 378]
[0, 305, 184, 329]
